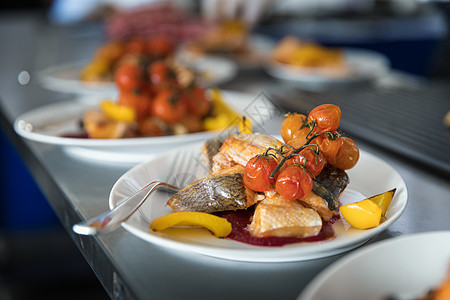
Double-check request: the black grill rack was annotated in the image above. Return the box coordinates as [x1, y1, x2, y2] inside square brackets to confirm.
[268, 79, 450, 176]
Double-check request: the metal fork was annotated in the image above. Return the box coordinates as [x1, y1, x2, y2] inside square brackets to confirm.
[72, 181, 179, 235]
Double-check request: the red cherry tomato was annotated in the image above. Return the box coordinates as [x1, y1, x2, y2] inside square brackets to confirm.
[118, 89, 152, 121]
[243, 155, 279, 192]
[330, 137, 359, 170]
[152, 89, 186, 124]
[182, 87, 211, 117]
[275, 165, 313, 201]
[147, 36, 175, 57]
[308, 104, 341, 133]
[115, 63, 144, 92]
[287, 125, 312, 150]
[125, 38, 147, 55]
[281, 113, 308, 143]
[148, 60, 177, 88]
[287, 146, 326, 177]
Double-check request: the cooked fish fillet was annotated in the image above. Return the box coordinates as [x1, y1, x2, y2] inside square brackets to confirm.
[166, 165, 257, 213]
[212, 133, 282, 172]
[83, 109, 136, 139]
[248, 193, 322, 238]
[300, 191, 337, 222]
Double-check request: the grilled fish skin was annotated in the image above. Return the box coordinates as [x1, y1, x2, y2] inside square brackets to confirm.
[167, 165, 256, 213]
[201, 136, 226, 172]
[313, 164, 349, 211]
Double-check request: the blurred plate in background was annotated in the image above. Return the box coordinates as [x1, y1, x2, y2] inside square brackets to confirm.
[265, 48, 390, 91]
[39, 56, 238, 95]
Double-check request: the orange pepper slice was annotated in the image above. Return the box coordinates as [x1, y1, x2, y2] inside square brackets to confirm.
[150, 212, 232, 238]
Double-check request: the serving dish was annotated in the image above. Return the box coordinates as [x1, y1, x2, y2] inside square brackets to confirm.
[39, 55, 238, 95]
[264, 48, 390, 91]
[108, 142, 408, 262]
[298, 231, 450, 300]
[14, 90, 254, 163]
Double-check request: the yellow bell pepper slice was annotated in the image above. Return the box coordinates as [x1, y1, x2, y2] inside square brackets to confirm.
[367, 188, 396, 216]
[80, 59, 110, 80]
[340, 199, 382, 230]
[100, 100, 136, 123]
[203, 88, 252, 132]
[150, 212, 232, 238]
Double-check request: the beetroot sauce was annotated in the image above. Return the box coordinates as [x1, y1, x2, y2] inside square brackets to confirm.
[62, 133, 89, 138]
[217, 207, 339, 247]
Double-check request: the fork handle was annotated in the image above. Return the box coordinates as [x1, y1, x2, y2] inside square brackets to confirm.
[72, 181, 178, 235]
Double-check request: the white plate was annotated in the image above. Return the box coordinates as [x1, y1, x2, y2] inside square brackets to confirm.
[38, 62, 117, 95]
[39, 56, 238, 95]
[109, 143, 407, 262]
[13, 90, 255, 163]
[298, 231, 450, 300]
[264, 48, 390, 91]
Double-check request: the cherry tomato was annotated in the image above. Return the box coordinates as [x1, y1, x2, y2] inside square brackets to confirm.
[312, 134, 344, 165]
[243, 155, 279, 192]
[275, 165, 313, 201]
[115, 63, 144, 92]
[331, 137, 359, 170]
[148, 60, 177, 88]
[281, 113, 308, 143]
[152, 89, 186, 124]
[308, 104, 341, 133]
[118, 89, 152, 121]
[147, 36, 175, 57]
[287, 125, 313, 149]
[182, 87, 211, 117]
[287, 146, 326, 177]
[125, 38, 147, 55]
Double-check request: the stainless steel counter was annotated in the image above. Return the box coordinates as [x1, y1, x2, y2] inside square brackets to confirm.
[1, 13, 449, 300]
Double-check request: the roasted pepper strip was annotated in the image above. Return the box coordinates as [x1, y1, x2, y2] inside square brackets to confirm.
[203, 88, 251, 132]
[150, 212, 232, 238]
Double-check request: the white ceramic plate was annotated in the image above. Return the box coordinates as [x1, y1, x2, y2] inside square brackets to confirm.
[39, 56, 238, 95]
[264, 48, 390, 91]
[38, 62, 117, 95]
[109, 143, 407, 262]
[13, 90, 255, 163]
[298, 231, 450, 300]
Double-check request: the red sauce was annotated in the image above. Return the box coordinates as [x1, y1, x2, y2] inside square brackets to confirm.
[217, 207, 339, 247]
[61, 133, 89, 138]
